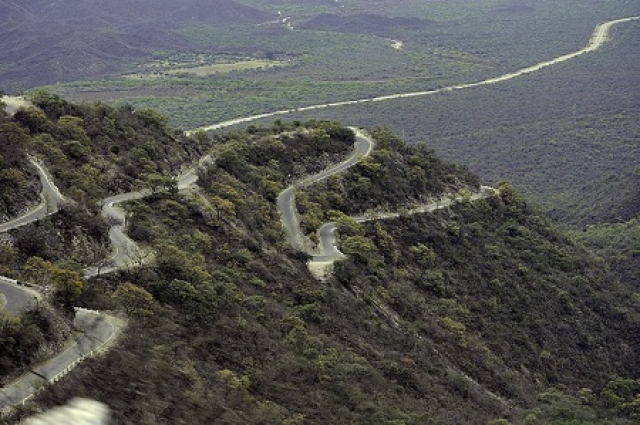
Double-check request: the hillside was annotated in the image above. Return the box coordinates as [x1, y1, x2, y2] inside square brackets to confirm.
[299, 13, 432, 37]
[0, 101, 41, 222]
[275, 18, 640, 229]
[1, 100, 639, 423]
[10, 90, 213, 205]
[0, 0, 274, 91]
[550, 169, 640, 227]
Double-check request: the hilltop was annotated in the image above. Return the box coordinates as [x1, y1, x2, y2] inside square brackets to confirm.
[1, 96, 639, 424]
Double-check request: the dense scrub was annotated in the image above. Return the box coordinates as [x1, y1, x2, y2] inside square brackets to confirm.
[0, 106, 40, 221]
[334, 183, 640, 394]
[3, 120, 638, 424]
[48, 0, 640, 131]
[295, 127, 480, 233]
[276, 22, 640, 226]
[570, 217, 640, 291]
[0, 306, 72, 386]
[10, 90, 212, 204]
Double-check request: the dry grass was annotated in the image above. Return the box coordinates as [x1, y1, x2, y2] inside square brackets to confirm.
[124, 59, 286, 79]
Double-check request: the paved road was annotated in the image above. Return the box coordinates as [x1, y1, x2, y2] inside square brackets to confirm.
[84, 154, 213, 278]
[276, 128, 374, 250]
[0, 158, 65, 233]
[0, 98, 65, 234]
[269, 16, 638, 266]
[0, 276, 41, 315]
[313, 187, 498, 262]
[83, 190, 149, 278]
[0, 14, 636, 409]
[0, 309, 115, 409]
[0, 159, 59, 316]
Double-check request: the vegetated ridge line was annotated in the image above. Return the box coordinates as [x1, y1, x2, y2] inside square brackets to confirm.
[193, 16, 639, 133]
[4, 15, 637, 272]
[0, 14, 637, 410]
[270, 16, 637, 268]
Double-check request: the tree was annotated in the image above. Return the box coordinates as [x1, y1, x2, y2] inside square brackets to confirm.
[113, 282, 155, 316]
[22, 256, 83, 304]
[341, 235, 376, 263]
[0, 123, 29, 167]
[142, 172, 178, 195]
[210, 195, 236, 222]
[30, 89, 70, 119]
[58, 115, 90, 145]
[13, 107, 51, 134]
[50, 266, 84, 304]
[134, 108, 168, 128]
[23, 256, 54, 286]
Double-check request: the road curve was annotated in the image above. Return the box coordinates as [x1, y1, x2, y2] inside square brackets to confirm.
[0, 97, 64, 234]
[0, 134, 210, 414]
[83, 154, 213, 278]
[0, 309, 116, 410]
[83, 190, 149, 278]
[0, 276, 41, 315]
[313, 187, 498, 262]
[193, 16, 638, 134]
[0, 156, 64, 316]
[0, 157, 65, 233]
[276, 128, 374, 250]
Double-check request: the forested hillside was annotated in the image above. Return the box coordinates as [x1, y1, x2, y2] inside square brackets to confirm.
[0, 104, 40, 222]
[10, 91, 212, 205]
[271, 21, 639, 221]
[1, 99, 639, 424]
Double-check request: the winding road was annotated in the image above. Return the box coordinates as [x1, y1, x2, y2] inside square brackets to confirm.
[310, 186, 498, 263]
[0, 157, 65, 233]
[83, 153, 213, 278]
[0, 276, 41, 315]
[276, 128, 374, 250]
[0, 14, 637, 411]
[0, 309, 116, 410]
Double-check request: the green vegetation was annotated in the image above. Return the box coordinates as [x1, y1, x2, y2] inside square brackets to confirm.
[295, 127, 480, 235]
[569, 217, 640, 290]
[277, 22, 640, 225]
[0, 305, 72, 385]
[124, 58, 287, 79]
[1, 106, 638, 423]
[2, 0, 640, 421]
[44, 0, 639, 131]
[0, 106, 40, 221]
[516, 378, 640, 424]
[12, 90, 213, 204]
